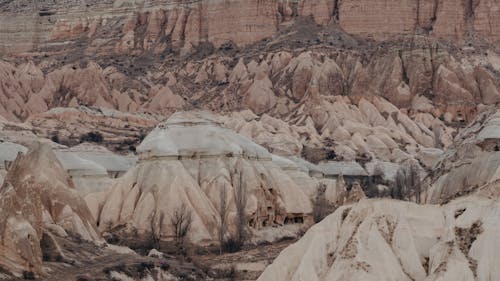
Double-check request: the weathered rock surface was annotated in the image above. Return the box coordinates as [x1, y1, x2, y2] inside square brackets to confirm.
[0, 143, 100, 277]
[0, 0, 499, 56]
[95, 111, 314, 244]
[0, 31, 498, 126]
[425, 105, 500, 204]
[258, 190, 500, 281]
[223, 95, 452, 164]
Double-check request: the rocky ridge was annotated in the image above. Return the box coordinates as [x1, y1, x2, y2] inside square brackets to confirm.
[0, 143, 100, 277]
[0, 0, 499, 55]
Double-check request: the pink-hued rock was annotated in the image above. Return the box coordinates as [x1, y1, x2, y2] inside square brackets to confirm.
[0, 144, 100, 277]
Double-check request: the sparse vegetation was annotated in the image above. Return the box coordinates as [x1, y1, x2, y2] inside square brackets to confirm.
[218, 184, 229, 255]
[170, 203, 193, 253]
[391, 161, 422, 203]
[160, 262, 170, 271]
[233, 172, 247, 251]
[150, 211, 165, 250]
[366, 165, 385, 197]
[312, 183, 336, 223]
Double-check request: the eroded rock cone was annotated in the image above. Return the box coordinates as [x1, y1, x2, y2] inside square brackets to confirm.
[0, 143, 100, 277]
[96, 110, 313, 244]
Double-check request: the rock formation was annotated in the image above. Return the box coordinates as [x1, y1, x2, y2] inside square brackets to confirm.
[425, 105, 500, 204]
[0, 1, 498, 279]
[0, 0, 499, 55]
[0, 25, 498, 129]
[0, 143, 100, 277]
[95, 111, 313, 244]
[222, 94, 452, 165]
[257, 104, 500, 281]
[55, 143, 136, 195]
[258, 190, 500, 281]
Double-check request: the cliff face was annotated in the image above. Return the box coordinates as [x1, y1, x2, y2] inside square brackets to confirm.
[339, 0, 499, 40]
[0, 0, 499, 55]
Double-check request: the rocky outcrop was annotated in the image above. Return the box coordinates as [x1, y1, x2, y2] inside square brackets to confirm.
[223, 95, 452, 164]
[258, 191, 500, 281]
[425, 105, 500, 204]
[26, 106, 158, 152]
[0, 143, 100, 277]
[1, 40, 498, 126]
[95, 111, 314, 244]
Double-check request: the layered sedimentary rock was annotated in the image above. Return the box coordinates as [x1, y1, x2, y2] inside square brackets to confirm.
[1, 0, 499, 56]
[258, 190, 500, 281]
[95, 111, 313, 243]
[0, 144, 100, 277]
[0, 0, 293, 54]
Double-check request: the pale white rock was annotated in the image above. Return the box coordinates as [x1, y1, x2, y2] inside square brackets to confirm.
[426, 105, 500, 204]
[416, 147, 444, 169]
[55, 150, 112, 195]
[98, 111, 314, 244]
[412, 95, 434, 112]
[258, 194, 500, 281]
[359, 98, 386, 126]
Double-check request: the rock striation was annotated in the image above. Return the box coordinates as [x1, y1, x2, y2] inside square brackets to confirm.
[0, 143, 100, 277]
[0, 0, 499, 55]
[95, 111, 314, 244]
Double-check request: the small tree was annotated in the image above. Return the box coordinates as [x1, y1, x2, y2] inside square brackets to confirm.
[392, 161, 422, 203]
[170, 203, 193, 248]
[433, 124, 442, 149]
[218, 184, 229, 255]
[312, 183, 335, 223]
[151, 211, 165, 250]
[367, 165, 384, 197]
[234, 172, 247, 247]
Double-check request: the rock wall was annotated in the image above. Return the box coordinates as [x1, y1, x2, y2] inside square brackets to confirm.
[1, 0, 499, 55]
